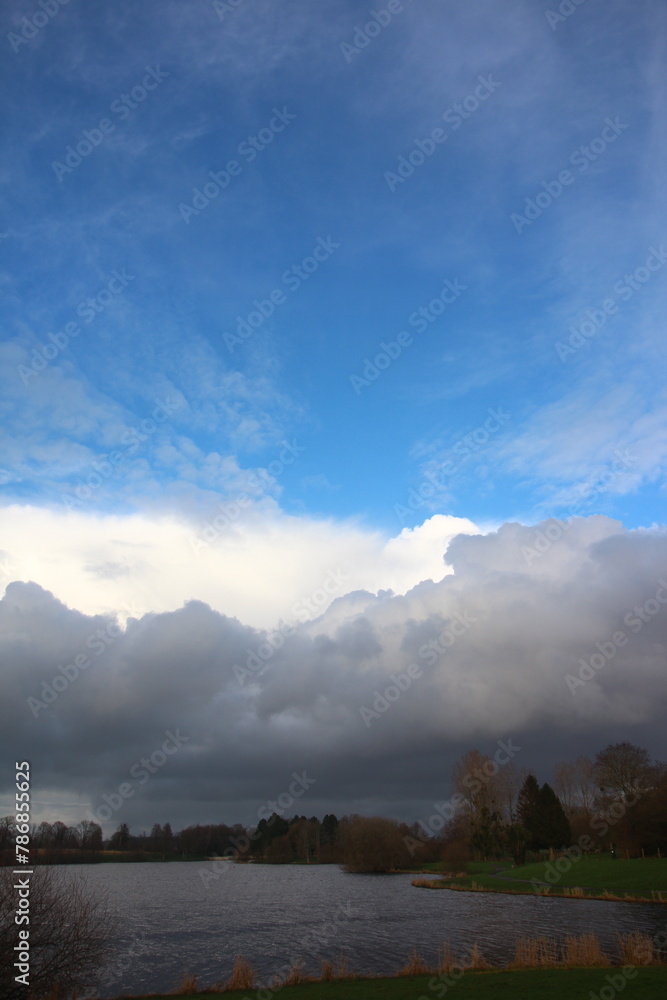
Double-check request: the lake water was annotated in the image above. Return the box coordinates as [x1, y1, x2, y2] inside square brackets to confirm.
[66, 862, 666, 996]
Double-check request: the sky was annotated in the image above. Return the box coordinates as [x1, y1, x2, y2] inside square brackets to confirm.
[1, 0, 666, 833]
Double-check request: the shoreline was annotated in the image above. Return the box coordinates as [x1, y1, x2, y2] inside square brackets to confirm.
[411, 877, 667, 904]
[96, 966, 667, 1000]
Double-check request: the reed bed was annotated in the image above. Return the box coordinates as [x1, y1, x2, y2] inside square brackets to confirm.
[225, 955, 256, 991]
[397, 948, 432, 976]
[618, 931, 655, 966]
[174, 931, 662, 993]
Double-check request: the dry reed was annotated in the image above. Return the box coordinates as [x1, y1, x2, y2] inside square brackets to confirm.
[563, 933, 610, 967]
[225, 955, 256, 990]
[511, 936, 559, 968]
[274, 959, 316, 987]
[175, 928, 662, 992]
[398, 948, 432, 976]
[437, 941, 457, 974]
[618, 931, 654, 966]
[173, 972, 198, 994]
[467, 942, 490, 969]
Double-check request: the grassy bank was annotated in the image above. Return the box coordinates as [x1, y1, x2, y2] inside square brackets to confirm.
[413, 856, 667, 902]
[117, 968, 667, 1000]
[111, 932, 666, 999]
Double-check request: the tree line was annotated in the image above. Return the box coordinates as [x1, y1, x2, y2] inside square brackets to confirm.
[1, 742, 664, 872]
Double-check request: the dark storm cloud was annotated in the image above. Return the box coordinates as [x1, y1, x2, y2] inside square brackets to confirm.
[2, 516, 666, 830]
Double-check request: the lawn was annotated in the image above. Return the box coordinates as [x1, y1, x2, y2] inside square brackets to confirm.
[506, 857, 667, 892]
[121, 967, 667, 1000]
[415, 857, 666, 901]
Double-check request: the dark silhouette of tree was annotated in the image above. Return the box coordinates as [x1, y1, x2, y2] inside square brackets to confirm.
[109, 822, 130, 850]
[78, 820, 103, 852]
[321, 814, 339, 845]
[470, 806, 505, 860]
[535, 783, 571, 848]
[340, 816, 412, 873]
[517, 773, 541, 847]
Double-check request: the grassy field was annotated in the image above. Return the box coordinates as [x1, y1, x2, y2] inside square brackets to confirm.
[120, 967, 667, 999]
[507, 857, 667, 891]
[415, 856, 667, 901]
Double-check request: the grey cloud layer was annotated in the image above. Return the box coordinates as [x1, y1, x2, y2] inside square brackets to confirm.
[2, 515, 666, 828]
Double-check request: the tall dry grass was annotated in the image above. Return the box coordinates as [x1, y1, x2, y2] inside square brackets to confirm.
[618, 932, 655, 966]
[274, 959, 315, 987]
[225, 955, 256, 990]
[563, 933, 610, 967]
[512, 936, 559, 968]
[180, 929, 663, 993]
[437, 941, 457, 974]
[467, 942, 490, 969]
[398, 948, 432, 976]
[174, 972, 198, 994]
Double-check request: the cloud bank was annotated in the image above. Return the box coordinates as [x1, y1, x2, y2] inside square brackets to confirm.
[2, 515, 665, 832]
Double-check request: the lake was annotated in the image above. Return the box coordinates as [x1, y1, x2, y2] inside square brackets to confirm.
[66, 862, 666, 996]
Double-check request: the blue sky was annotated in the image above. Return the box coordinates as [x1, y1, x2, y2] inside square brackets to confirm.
[1, 0, 666, 832]
[2, 0, 664, 550]
[0, 0, 666, 616]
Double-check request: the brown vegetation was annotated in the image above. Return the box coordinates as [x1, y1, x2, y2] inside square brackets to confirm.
[184, 931, 662, 992]
[0, 865, 114, 1000]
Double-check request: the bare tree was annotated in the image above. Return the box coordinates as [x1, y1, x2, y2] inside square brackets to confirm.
[494, 761, 526, 824]
[554, 761, 577, 815]
[573, 756, 595, 815]
[451, 749, 505, 830]
[340, 816, 411, 872]
[0, 816, 14, 853]
[593, 743, 655, 802]
[0, 865, 115, 1000]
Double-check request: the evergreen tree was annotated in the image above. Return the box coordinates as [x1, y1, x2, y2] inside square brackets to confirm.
[321, 813, 339, 845]
[535, 783, 571, 848]
[517, 773, 541, 847]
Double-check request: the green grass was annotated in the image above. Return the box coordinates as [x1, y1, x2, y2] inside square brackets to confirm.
[415, 857, 666, 901]
[122, 967, 667, 1000]
[465, 861, 503, 874]
[507, 857, 667, 892]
